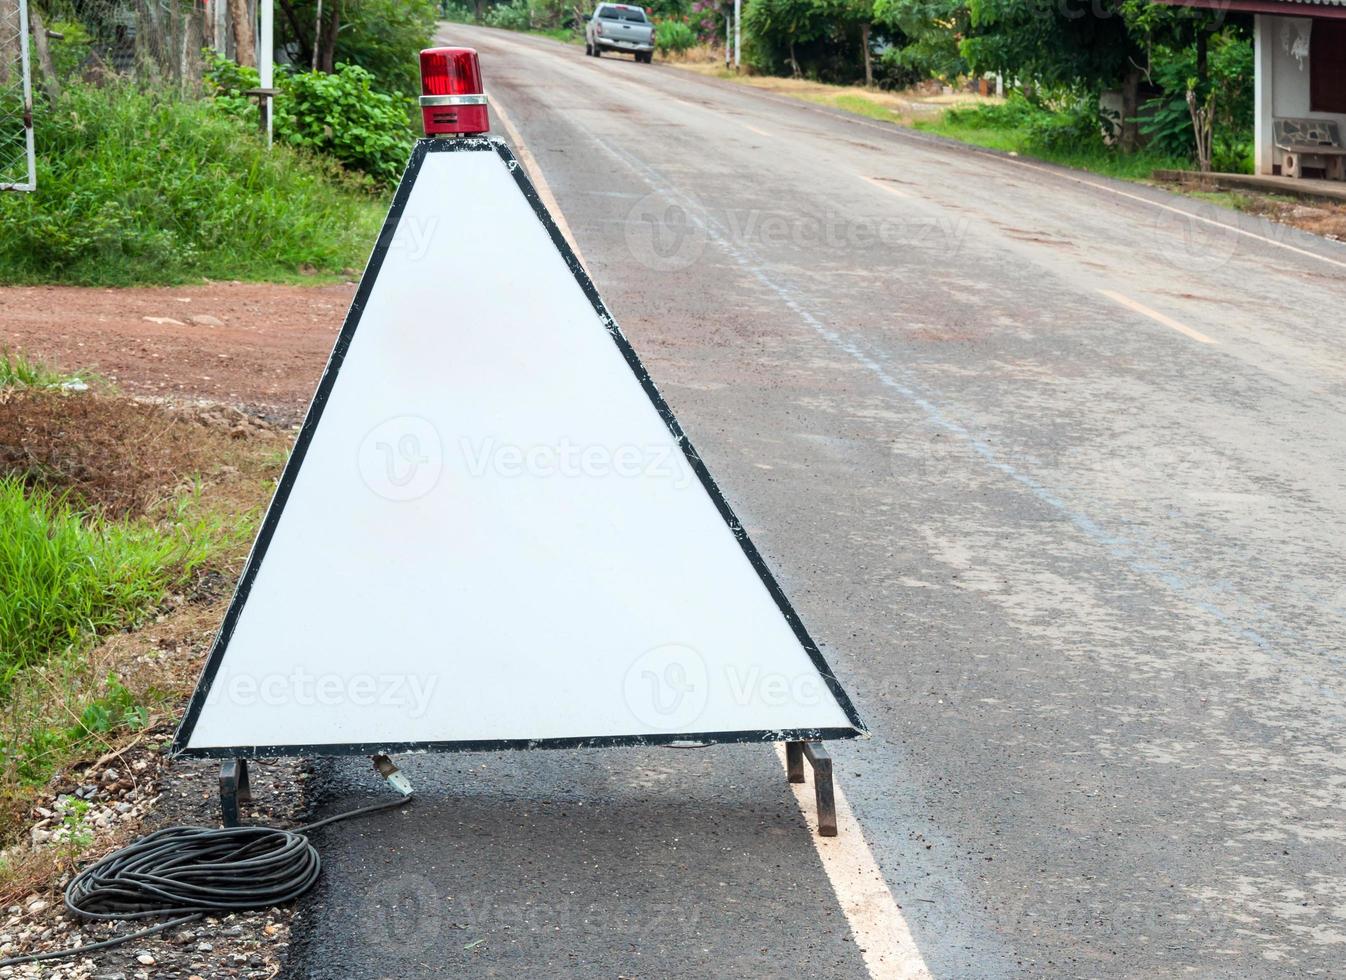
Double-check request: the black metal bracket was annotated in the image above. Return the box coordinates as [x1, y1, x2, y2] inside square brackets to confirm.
[219, 757, 252, 828]
[786, 740, 837, 837]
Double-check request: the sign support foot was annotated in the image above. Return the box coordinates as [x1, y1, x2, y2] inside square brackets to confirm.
[786, 740, 837, 837]
[219, 758, 251, 827]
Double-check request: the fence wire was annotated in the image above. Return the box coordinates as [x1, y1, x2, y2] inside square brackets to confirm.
[0, 0, 35, 191]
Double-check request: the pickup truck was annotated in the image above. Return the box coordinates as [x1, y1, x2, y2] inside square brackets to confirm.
[585, 3, 655, 63]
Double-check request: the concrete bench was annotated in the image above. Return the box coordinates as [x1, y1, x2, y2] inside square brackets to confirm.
[1274, 118, 1346, 180]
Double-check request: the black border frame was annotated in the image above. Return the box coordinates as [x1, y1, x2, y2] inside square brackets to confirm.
[173, 137, 867, 759]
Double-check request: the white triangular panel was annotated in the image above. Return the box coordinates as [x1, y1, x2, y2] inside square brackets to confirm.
[176, 139, 863, 755]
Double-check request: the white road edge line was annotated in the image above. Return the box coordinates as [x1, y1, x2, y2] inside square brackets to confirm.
[485, 76, 933, 980]
[775, 745, 934, 980]
[1099, 289, 1217, 345]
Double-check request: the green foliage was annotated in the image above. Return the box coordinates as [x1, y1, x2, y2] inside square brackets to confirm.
[655, 17, 698, 55]
[922, 93, 1190, 179]
[46, 20, 94, 82]
[873, 0, 967, 83]
[743, 0, 833, 75]
[338, 0, 440, 95]
[486, 0, 533, 30]
[272, 0, 439, 96]
[5, 673, 156, 787]
[207, 55, 414, 186]
[1137, 28, 1253, 169]
[277, 65, 415, 185]
[0, 479, 214, 693]
[0, 82, 384, 286]
[0, 350, 76, 390]
[440, 1, 477, 21]
[938, 90, 1107, 154]
[962, 0, 1137, 91]
[1023, 98, 1109, 154]
[940, 90, 1040, 130]
[646, 0, 693, 16]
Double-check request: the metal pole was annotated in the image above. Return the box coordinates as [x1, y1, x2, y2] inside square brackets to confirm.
[259, 0, 273, 147]
[724, 5, 729, 68]
[12, 0, 35, 191]
[733, 0, 740, 70]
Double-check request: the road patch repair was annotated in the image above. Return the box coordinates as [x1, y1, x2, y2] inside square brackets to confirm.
[1, 47, 868, 972]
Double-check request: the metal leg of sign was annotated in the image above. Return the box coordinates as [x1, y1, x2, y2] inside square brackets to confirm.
[786, 740, 837, 837]
[219, 758, 252, 828]
[786, 739, 805, 783]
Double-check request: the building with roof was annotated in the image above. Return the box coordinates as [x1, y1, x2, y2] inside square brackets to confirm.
[1158, 0, 1346, 177]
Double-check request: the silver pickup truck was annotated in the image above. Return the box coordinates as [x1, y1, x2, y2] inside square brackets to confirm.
[585, 3, 655, 63]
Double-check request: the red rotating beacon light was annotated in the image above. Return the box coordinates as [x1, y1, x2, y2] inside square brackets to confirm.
[419, 47, 489, 136]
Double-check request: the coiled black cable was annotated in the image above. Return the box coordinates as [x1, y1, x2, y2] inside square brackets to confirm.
[0, 793, 409, 968]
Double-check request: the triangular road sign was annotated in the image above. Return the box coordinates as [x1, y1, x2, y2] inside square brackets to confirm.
[174, 137, 865, 757]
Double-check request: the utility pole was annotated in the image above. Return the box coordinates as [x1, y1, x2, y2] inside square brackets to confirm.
[733, 0, 740, 70]
[259, 0, 274, 146]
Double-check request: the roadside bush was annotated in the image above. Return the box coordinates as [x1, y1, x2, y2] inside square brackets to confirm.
[207, 55, 414, 186]
[0, 82, 384, 285]
[655, 18, 698, 56]
[486, 0, 532, 30]
[941, 90, 1041, 130]
[441, 0, 477, 20]
[1024, 98, 1108, 153]
[278, 66, 414, 185]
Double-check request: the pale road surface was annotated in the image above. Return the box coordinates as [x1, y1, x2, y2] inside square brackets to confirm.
[288, 25, 1346, 979]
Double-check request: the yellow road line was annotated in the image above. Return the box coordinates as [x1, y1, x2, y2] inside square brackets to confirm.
[1100, 289, 1216, 345]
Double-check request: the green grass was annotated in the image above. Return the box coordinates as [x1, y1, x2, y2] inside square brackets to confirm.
[914, 114, 1189, 180]
[0, 479, 218, 693]
[0, 350, 80, 390]
[531, 26, 582, 44]
[0, 82, 389, 286]
[828, 94, 903, 124]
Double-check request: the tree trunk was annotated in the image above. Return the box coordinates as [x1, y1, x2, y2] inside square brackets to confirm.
[861, 22, 872, 88]
[788, 40, 800, 78]
[1187, 87, 1214, 173]
[311, 0, 322, 69]
[1120, 65, 1140, 153]
[29, 5, 60, 106]
[230, 0, 256, 67]
[316, 0, 341, 73]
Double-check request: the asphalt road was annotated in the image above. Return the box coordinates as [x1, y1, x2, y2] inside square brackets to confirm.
[288, 26, 1346, 979]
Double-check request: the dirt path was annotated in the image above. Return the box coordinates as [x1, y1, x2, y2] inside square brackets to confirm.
[0, 282, 355, 422]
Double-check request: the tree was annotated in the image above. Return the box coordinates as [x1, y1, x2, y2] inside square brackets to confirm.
[835, 0, 874, 86]
[1120, 1, 1250, 166]
[229, 0, 255, 67]
[743, 0, 831, 76]
[961, 0, 1137, 91]
[872, 0, 968, 82]
[274, 0, 436, 94]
